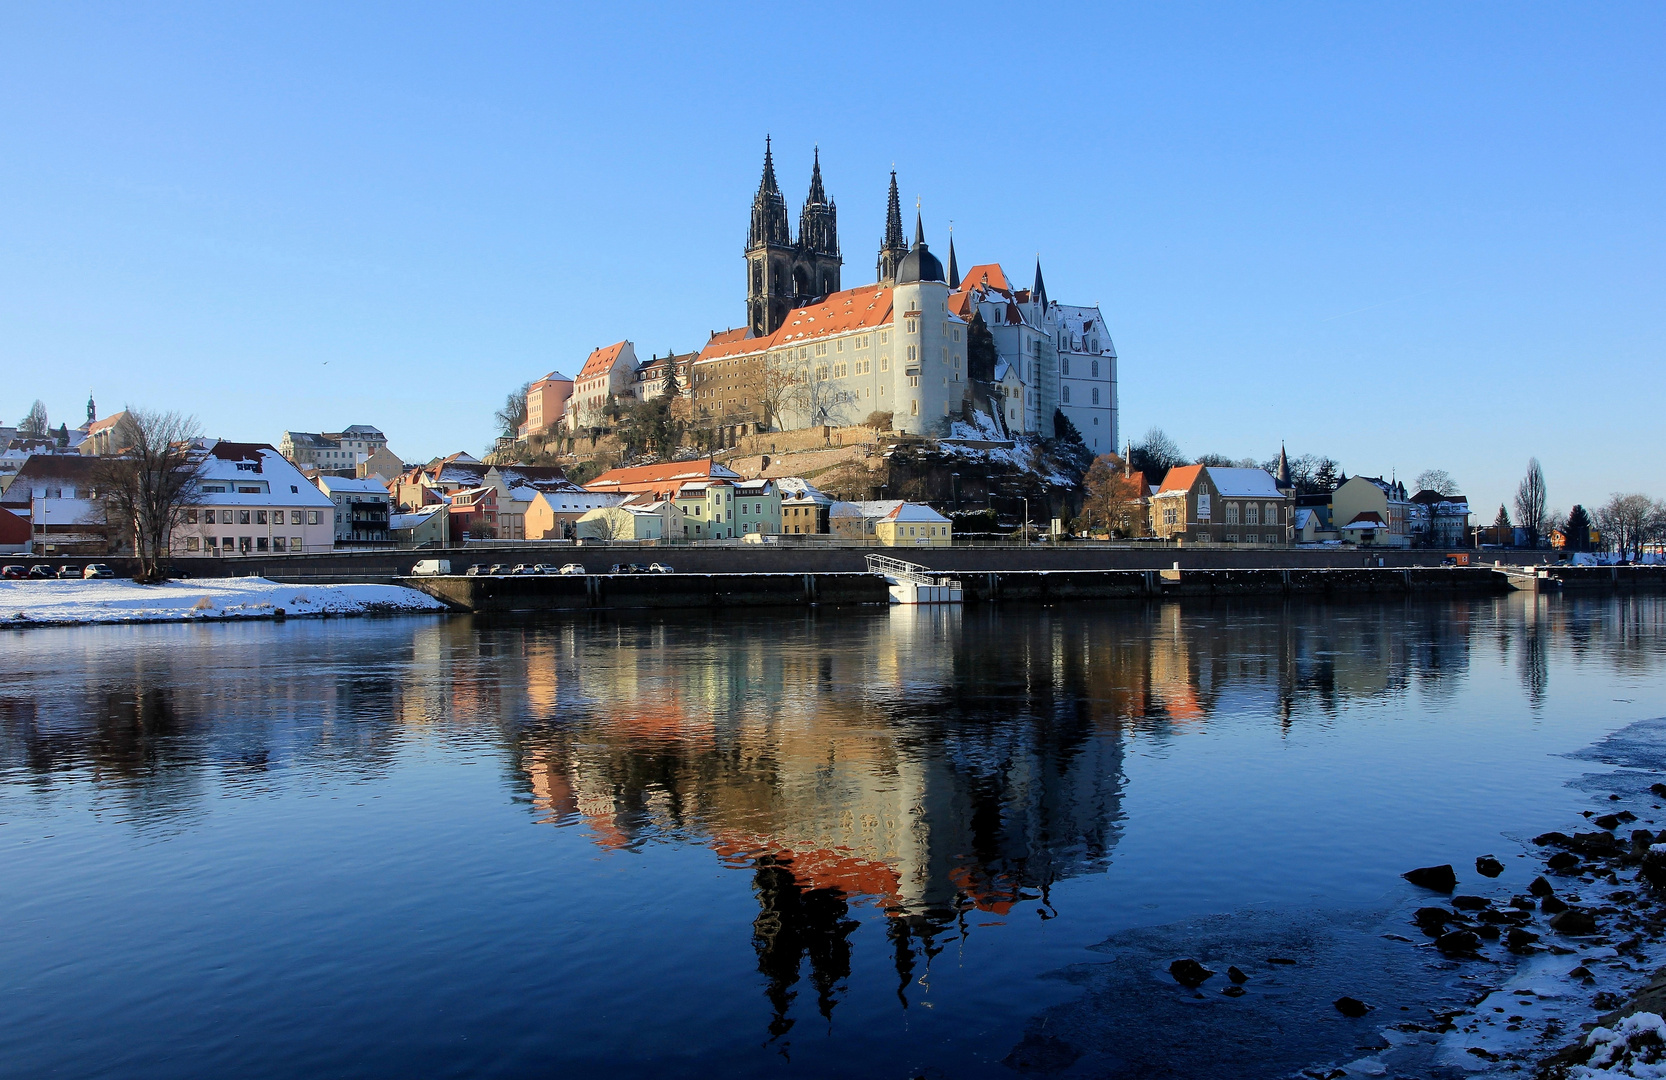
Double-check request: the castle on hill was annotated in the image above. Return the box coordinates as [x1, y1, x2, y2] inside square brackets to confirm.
[531, 141, 1120, 454]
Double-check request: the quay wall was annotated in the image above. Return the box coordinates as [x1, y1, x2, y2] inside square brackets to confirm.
[414, 572, 889, 613]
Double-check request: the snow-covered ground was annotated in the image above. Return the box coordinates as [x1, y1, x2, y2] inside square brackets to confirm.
[0, 577, 448, 627]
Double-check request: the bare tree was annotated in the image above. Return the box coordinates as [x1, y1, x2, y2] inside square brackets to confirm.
[759, 353, 803, 431]
[92, 409, 205, 583]
[1081, 454, 1146, 537]
[496, 382, 531, 439]
[18, 400, 48, 438]
[1129, 427, 1185, 485]
[1514, 457, 1547, 546]
[1414, 469, 1460, 496]
[786, 356, 853, 428]
[1595, 493, 1658, 561]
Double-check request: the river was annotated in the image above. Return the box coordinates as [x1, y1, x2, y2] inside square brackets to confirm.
[3, 594, 1665, 1078]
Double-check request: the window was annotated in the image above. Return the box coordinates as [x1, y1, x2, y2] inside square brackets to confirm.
[952, 328, 961, 342]
[273, 537, 287, 552]
[292, 537, 303, 551]
[907, 374, 920, 387]
[186, 509, 198, 524]
[856, 359, 870, 375]
[1245, 504, 1259, 525]
[239, 537, 252, 553]
[185, 536, 199, 551]
[1062, 386, 1070, 403]
[905, 317, 917, 334]
[835, 340, 843, 352]
[202, 509, 216, 524]
[1091, 360, 1100, 378]
[880, 357, 889, 371]
[879, 331, 888, 343]
[1163, 506, 1179, 526]
[1062, 357, 1070, 376]
[815, 365, 828, 381]
[910, 400, 919, 416]
[1091, 387, 1100, 404]
[833, 362, 848, 378]
[906, 345, 917, 362]
[308, 511, 320, 525]
[816, 343, 827, 356]
[256, 509, 267, 525]
[1225, 503, 1239, 525]
[1226, 534, 1239, 543]
[290, 510, 302, 525]
[239, 510, 251, 525]
[1265, 503, 1278, 524]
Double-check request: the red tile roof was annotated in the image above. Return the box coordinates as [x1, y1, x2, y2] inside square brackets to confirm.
[959, 264, 1010, 293]
[695, 286, 896, 364]
[584, 458, 741, 494]
[577, 342, 628, 383]
[1156, 464, 1204, 494]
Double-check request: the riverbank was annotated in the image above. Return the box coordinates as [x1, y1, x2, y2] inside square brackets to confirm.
[0, 577, 449, 627]
[1281, 717, 1666, 1078]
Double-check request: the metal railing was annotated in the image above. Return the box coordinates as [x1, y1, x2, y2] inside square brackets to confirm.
[865, 553, 961, 588]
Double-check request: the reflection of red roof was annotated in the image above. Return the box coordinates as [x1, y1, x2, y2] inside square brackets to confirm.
[711, 834, 902, 905]
[1157, 464, 1203, 494]
[578, 342, 628, 383]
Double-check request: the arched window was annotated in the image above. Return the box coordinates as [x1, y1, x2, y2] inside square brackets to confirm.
[1091, 359, 1099, 378]
[1091, 387, 1100, 404]
[1062, 357, 1070, 376]
[1062, 385, 1070, 403]
[1245, 503, 1260, 525]
[1225, 502, 1240, 525]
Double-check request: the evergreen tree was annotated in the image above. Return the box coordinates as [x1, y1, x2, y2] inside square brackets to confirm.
[1052, 409, 1083, 444]
[1565, 504, 1592, 552]
[965, 312, 997, 382]
[1494, 505, 1512, 530]
[659, 354, 681, 400]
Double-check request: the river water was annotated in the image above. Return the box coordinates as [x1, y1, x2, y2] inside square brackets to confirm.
[3, 595, 1665, 1078]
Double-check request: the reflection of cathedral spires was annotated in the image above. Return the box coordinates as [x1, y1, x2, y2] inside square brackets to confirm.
[751, 856, 859, 1038]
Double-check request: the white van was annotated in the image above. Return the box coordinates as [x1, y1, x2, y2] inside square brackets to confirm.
[411, 559, 451, 576]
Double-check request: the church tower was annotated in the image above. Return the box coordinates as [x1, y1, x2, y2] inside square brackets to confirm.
[876, 171, 907, 284]
[746, 137, 795, 338]
[795, 147, 841, 297]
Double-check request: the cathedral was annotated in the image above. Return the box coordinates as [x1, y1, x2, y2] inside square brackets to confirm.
[745, 139, 927, 337]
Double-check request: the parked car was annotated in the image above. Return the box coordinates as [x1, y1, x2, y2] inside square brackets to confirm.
[465, 564, 488, 576]
[56, 565, 81, 579]
[1, 565, 25, 580]
[648, 563, 675, 574]
[609, 563, 651, 575]
[411, 559, 451, 576]
[511, 564, 536, 575]
[530, 564, 561, 575]
[27, 565, 53, 579]
[487, 563, 511, 576]
[82, 564, 116, 579]
[557, 563, 585, 576]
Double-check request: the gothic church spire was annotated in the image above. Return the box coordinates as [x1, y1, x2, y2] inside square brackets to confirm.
[947, 227, 959, 289]
[748, 136, 791, 250]
[876, 170, 907, 284]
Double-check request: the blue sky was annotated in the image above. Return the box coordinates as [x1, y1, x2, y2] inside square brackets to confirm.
[1, 3, 1661, 516]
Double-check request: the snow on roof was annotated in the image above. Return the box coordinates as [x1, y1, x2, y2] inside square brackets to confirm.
[733, 478, 774, 494]
[1343, 512, 1387, 529]
[1294, 508, 1317, 529]
[1204, 467, 1284, 499]
[884, 502, 949, 523]
[831, 500, 947, 523]
[316, 476, 389, 495]
[196, 444, 333, 507]
[775, 477, 830, 504]
[535, 370, 573, 384]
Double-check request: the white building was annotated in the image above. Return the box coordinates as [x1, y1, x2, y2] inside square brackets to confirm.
[316, 475, 393, 546]
[279, 425, 389, 470]
[174, 441, 335, 556]
[567, 342, 638, 431]
[950, 263, 1117, 450]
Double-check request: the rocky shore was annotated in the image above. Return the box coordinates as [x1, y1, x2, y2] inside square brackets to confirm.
[1266, 779, 1666, 1078]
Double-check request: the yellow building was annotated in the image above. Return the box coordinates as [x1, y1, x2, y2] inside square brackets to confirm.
[829, 500, 953, 546]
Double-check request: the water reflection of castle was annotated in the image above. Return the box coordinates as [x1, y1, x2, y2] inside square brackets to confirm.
[0, 598, 1505, 1040]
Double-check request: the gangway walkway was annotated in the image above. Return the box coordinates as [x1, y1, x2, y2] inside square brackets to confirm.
[865, 554, 963, 605]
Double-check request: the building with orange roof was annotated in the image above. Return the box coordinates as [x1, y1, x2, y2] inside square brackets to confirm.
[1150, 465, 1290, 544]
[566, 341, 637, 432]
[521, 370, 573, 440]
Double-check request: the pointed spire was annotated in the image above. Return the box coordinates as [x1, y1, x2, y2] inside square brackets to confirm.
[884, 171, 904, 248]
[760, 135, 779, 194]
[914, 211, 924, 247]
[1276, 443, 1291, 489]
[1032, 256, 1048, 309]
[806, 144, 825, 204]
[877, 169, 908, 283]
[946, 226, 959, 289]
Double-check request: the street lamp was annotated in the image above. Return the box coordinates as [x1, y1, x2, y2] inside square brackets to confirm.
[1022, 496, 1030, 545]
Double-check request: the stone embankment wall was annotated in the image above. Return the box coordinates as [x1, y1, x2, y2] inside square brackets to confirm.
[414, 572, 887, 613]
